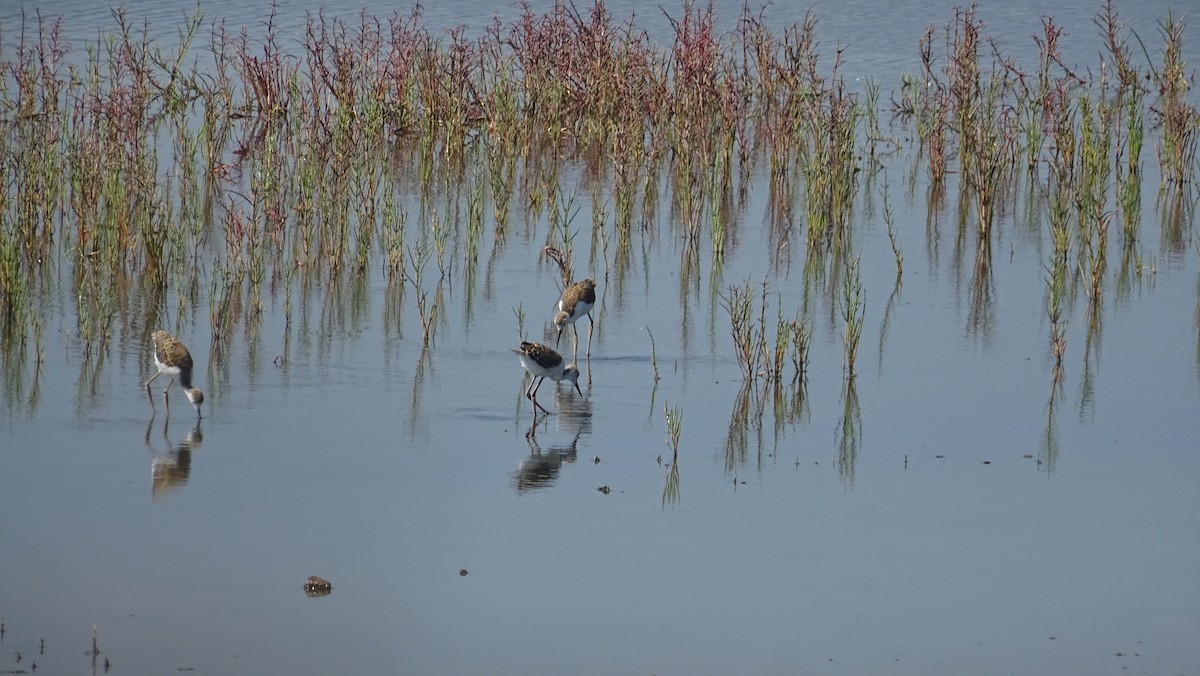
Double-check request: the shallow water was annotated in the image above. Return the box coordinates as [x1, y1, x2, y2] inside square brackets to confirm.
[2, 1, 1199, 675]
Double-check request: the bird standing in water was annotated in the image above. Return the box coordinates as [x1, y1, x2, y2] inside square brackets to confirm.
[544, 245, 597, 362]
[513, 341, 582, 416]
[146, 330, 205, 418]
[553, 278, 596, 361]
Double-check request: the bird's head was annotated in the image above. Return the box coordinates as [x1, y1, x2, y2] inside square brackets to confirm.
[186, 388, 205, 418]
[562, 365, 583, 398]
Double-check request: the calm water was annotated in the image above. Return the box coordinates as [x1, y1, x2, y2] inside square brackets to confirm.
[2, 1, 1199, 674]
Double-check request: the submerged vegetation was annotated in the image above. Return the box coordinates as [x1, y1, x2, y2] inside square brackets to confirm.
[0, 1, 1197, 473]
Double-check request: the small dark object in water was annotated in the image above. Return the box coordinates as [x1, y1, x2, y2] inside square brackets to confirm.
[597, 485, 611, 494]
[304, 575, 333, 597]
[593, 456, 601, 464]
[459, 569, 469, 576]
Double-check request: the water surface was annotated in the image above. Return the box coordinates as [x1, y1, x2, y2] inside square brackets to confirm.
[1, 1, 1198, 675]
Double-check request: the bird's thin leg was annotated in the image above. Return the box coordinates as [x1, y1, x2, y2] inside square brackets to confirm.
[531, 377, 551, 415]
[572, 324, 580, 362]
[145, 372, 160, 411]
[526, 377, 540, 416]
[530, 378, 542, 414]
[585, 312, 594, 358]
[163, 377, 174, 415]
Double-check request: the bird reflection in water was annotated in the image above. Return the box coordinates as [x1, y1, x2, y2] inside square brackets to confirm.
[551, 384, 592, 436]
[144, 414, 204, 500]
[514, 386, 593, 493]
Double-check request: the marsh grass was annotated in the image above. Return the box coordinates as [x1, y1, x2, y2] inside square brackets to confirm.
[1045, 258, 1069, 366]
[1118, 89, 1145, 246]
[721, 282, 758, 380]
[721, 279, 810, 387]
[664, 402, 682, 457]
[513, 304, 526, 340]
[547, 187, 581, 272]
[1148, 11, 1199, 194]
[646, 326, 661, 382]
[208, 262, 238, 347]
[1076, 93, 1112, 304]
[840, 255, 865, 378]
[661, 400, 684, 506]
[0, 222, 27, 342]
[0, 2, 1196, 435]
[405, 243, 440, 346]
[882, 183, 903, 275]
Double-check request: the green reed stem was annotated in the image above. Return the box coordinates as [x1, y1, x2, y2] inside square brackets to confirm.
[664, 402, 683, 456]
[841, 254, 865, 378]
[647, 326, 661, 382]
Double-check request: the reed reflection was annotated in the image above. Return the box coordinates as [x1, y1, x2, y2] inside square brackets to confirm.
[1079, 301, 1104, 421]
[1039, 365, 1064, 473]
[724, 384, 763, 473]
[724, 380, 807, 476]
[724, 383, 754, 473]
[144, 414, 204, 501]
[967, 235, 995, 345]
[407, 347, 433, 439]
[1, 328, 35, 416]
[662, 457, 680, 508]
[772, 377, 809, 441]
[876, 271, 903, 376]
[835, 378, 861, 487]
[662, 402, 682, 508]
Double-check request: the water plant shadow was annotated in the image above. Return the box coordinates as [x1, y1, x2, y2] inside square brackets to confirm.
[834, 378, 861, 487]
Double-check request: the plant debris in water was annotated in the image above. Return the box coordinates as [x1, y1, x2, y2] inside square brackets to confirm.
[303, 575, 333, 597]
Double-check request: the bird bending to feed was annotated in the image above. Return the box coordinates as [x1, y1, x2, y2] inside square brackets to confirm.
[553, 278, 596, 360]
[146, 330, 205, 418]
[513, 341, 582, 416]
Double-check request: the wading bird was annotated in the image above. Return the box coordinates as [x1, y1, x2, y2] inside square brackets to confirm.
[513, 341, 582, 416]
[543, 246, 597, 361]
[145, 330, 205, 418]
[553, 278, 596, 361]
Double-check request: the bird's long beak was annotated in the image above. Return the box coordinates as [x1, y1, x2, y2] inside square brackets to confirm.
[573, 382, 583, 398]
[555, 328, 563, 347]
